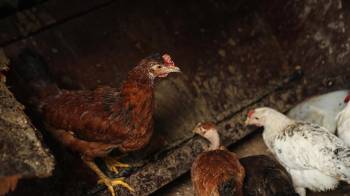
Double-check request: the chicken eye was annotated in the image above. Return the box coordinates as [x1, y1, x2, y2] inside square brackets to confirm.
[151, 64, 162, 70]
[254, 117, 259, 120]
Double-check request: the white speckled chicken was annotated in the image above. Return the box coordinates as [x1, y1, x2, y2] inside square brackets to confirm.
[245, 107, 350, 196]
[336, 93, 350, 146]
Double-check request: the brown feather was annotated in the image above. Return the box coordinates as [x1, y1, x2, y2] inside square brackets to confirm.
[45, 124, 117, 159]
[36, 57, 162, 159]
[0, 175, 20, 195]
[191, 149, 245, 196]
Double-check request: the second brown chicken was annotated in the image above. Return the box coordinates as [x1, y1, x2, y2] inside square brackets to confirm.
[191, 122, 245, 196]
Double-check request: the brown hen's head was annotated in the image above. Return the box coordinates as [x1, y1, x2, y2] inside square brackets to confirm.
[193, 122, 217, 135]
[193, 122, 222, 150]
[138, 53, 181, 79]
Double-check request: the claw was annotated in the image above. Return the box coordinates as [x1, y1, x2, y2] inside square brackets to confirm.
[98, 177, 134, 196]
[82, 158, 134, 196]
[104, 157, 130, 174]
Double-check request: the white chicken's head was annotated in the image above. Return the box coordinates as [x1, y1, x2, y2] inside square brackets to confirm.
[245, 107, 288, 127]
[245, 108, 266, 127]
[193, 122, 217, 136]
[140, 53, 181, 79]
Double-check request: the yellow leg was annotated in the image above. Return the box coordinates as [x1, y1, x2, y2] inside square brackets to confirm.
[103, 156, 130, 174]
[82, 158, 134, 196]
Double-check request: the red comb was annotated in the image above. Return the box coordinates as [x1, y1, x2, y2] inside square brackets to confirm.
[345, 95, 350, 103]
[162, 54, 175, 66]
[247, 110, 255, 118]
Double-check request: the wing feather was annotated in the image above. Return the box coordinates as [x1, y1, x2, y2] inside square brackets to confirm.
[273, 122, 350, 180]
[42, 86, 129, 143]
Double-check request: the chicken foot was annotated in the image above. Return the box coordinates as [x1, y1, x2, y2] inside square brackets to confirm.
[83, 158, 134, 196]
[104, 156, 130, 174]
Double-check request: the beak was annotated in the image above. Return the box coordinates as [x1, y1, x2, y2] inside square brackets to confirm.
[192, 123, 201, 134]
[244, 118, 250, 126]
[156, 65, 181, 78]
[164, 65, 181, 73]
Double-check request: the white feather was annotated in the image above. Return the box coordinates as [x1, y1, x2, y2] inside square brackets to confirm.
[288, 90, 348, 134]
[337, 103, 350, 146]
[258, 108, 350, 195]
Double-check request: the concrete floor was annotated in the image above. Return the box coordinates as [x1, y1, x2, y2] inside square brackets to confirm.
[155, 131, 350, 196]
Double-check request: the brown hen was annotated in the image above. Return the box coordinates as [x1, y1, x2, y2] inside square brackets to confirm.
[14, 50, 180, 196]
[191, 122, 245, 196]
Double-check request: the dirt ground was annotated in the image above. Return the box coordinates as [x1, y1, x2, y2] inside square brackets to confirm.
[155, 131, 350, 196]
